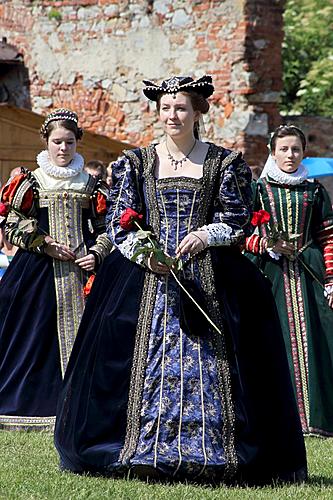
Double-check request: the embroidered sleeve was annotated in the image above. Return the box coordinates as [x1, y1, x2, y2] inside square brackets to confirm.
[1, 172, 45, 253]
[106, 154, 145, 264]
[314, 184, 333, 284]
[201, 153, 253, 246]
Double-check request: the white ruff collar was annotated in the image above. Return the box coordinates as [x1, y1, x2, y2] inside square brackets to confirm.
[260, 155, 308, 186]
[36, 150, 84, 178]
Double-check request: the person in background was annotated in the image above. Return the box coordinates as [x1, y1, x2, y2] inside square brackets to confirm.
[55, 76, 306, 484]
[84, 159, 106, 179]
[245, 124, 333, 437]
[0, 108, 112, 431]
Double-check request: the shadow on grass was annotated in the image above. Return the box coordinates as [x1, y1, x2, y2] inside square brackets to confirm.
[307, 475, 333, 486]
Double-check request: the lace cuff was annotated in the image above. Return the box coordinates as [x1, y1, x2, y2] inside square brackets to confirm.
[199, 223, 242, 247]
[117, 232, 152, 266]
[324, 283, 333, 297]
[266, 248, 282, 260]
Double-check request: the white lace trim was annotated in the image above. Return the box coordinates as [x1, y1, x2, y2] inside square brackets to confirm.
[260, 155, 308, 186]
[36, 150, 84, 178]
[200, 223, 239, 247]
[117, 232, 152, 266]
[324, 284, 333, 297]
[266, 248, 281, 260]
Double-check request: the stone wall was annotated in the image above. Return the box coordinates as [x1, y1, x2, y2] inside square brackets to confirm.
[0, 0, 285, 166]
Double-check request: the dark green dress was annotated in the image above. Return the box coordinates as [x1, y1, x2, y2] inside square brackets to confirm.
[245, 176, 333, 436]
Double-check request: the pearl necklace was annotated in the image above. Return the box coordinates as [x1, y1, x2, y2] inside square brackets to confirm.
[166, 140, 197, 170]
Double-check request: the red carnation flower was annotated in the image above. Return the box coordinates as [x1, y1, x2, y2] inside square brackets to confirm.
[0, 202, 9, 217]
[120, 208, 143, 231]
[251, 210, 271, 227]
[83, 274, 95, 298]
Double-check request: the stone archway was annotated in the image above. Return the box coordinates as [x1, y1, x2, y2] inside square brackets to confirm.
[0, 37, 31, 109]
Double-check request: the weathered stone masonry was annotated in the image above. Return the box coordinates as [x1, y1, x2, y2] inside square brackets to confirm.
[0, 0, 286, 168]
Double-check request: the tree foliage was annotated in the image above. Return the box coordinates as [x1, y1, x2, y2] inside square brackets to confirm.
[281, 0, 333, 116]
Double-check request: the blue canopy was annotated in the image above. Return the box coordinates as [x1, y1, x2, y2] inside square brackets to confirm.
[302, 157, 333, 178]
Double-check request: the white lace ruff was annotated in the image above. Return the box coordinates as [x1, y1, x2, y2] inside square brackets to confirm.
[260, 155, 308, 186]
[36, 150, 84, 178]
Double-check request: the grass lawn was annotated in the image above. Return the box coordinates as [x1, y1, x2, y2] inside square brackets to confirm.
[0, 433, 333, 499]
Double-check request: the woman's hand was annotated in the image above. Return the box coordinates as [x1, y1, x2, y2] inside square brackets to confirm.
[271, 238, 294, 257]
[327, 292, 333, 309]
[45, 238, 76, 261]
[75, 253, 96, 272]
[176, 231, 208, 258]
[146, 253, 170, 275]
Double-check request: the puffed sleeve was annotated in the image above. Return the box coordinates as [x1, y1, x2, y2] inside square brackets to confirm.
[1, 171, 46, 253]
[106, 152, 145, 264]
[88, 178, 113, 266]
[200, 151, 253, 246]
[313, 183, 333, 285]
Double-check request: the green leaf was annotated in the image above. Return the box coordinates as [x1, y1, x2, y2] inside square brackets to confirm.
[131, 246, 151, 261]
[28, 235, 45, 249]
[153, 248, 167, 263]
[136, 229, 153, 240]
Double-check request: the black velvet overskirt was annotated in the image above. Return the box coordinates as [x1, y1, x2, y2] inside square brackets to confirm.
[54, 248, 307, 483]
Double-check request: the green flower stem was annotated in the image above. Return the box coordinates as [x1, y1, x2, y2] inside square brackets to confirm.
[170, 269, 223, 336]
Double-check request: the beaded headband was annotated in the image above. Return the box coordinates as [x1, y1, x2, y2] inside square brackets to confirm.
[40, 108, 79, 136]
[142, 75, 214, 101]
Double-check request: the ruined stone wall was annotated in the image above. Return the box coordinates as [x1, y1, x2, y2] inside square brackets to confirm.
[0, 0, 285, 166]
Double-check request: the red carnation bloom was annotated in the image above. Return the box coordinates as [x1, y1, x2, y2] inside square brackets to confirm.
[83, 274, 95, 298]
[251, 210, 271, 227]
[120, 208, 143, 231]
[0, 202, 9, 217]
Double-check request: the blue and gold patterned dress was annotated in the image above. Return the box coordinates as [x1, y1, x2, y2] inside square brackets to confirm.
[55, 144, 307, 483]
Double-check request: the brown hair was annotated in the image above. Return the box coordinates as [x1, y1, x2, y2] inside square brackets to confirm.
[270, 125, 306, 153]
[84, 160, 106, 178]
[41, 120, 83, 142]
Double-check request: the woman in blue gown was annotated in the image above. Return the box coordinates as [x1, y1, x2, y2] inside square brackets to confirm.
[0, 109, 112, 431]
[55, 76, 307, 483]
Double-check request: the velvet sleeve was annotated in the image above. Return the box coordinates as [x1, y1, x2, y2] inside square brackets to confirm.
[1, 172, 45, 253]
[200, 152, 253, 246]
[313, 183, 333, 285]
[105, 153, 145, 264]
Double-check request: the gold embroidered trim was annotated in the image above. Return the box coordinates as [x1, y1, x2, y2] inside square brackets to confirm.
[0, 414, 55, 431]
[40, 190, 88, 376]
[157, 177, 202, 191]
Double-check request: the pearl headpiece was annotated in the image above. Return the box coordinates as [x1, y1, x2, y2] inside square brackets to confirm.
[40, 108, 79, 137]
[142, 75, 214, 101]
